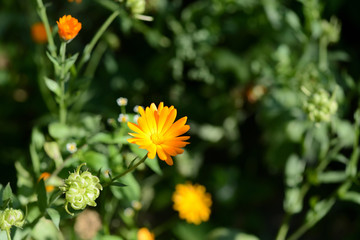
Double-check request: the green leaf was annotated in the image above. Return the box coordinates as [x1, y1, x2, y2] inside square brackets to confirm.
[31, 127, 45, 150]
[44, 142, 64, 168]
[317, 171, 347, 183]
[46, 208, 60, 230]
[110, 173, 140, 201]
[30, 142, 41, 175]
[64, 53, 79, 73]
[37, 179, 48, 213]
[305, 198, 335, 226]
[208, 228, 260, 240]
[145, 157, 162, 175]
[84, 151, 109, 171]
[340, 191, 360, 205]
[284, 187, 303, 214]
[110, 182, 127, 187]
[89, 132, 114, 144]
[285, 155, 305, 187]
[46, 51, 60, 71]
[44, 77, 61, 96]
[0, 183, 13, 206]
[48, 122, 87, 139]
[31, 217, 64, 239]
[100, 235, 124, 240]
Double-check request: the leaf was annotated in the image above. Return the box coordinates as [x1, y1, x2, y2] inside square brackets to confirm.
[89, 132, 114, 144]
[110, 182, 127, 187]
[44, 77, 61, 96]
[46, 208, 60, 230]
[31, 127, 45, 150]
[285, 155, 305, 187]
[145, 157, 162, 175]
[48, 122, 87, 139]
[340, 191, 360, 205]
[305, 198, 336, 226]
[284, 187, 303, 214]
[31, 217, 64, 240]
[64, 53, 79, 73]
[110, 173, 140, 201]
[0, 183, 13, 206]
[208, 228, 260, 240]
[46, 51, 60, 71]
[37, 179, 48, 213]
[317, 171, 347, 183]
[44, 142, 63, 168]
[30, 142, 41, 175]
[84, 151, 109, 171]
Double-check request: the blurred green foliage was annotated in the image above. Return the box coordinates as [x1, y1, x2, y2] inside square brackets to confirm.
[2, 0, 360, 239]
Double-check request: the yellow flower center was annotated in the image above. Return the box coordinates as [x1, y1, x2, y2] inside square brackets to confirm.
[150, 134, 163, 145]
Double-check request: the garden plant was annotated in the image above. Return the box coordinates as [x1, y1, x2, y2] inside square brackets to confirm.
[1, 0, 360, 239]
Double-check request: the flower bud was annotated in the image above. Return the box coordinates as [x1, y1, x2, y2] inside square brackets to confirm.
[60, 164, 103, 215]
[304, 88, 338, 123]
[0, 208, 24, 231]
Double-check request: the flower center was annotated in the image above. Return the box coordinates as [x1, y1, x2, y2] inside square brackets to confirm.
[150, 134, 163, 145]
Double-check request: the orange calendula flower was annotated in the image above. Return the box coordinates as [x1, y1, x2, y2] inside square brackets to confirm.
[127, 102, 190, 166]
[137, 227, 155, 240]
[57, 15, 82, 41]
[31, 22, 48, 44]
[172, 183, 212, 225]
[38, 172, 55, 192]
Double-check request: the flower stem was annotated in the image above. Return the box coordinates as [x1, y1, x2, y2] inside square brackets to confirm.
[276, 214, 290, 240]
[59, 41, 67, 124]
[78, 9, 121, 72]
[319, 37, 328, 71]
[104, 154, 148, 187]
[6, 229, 11, 240]
[35, 0, 57, 57]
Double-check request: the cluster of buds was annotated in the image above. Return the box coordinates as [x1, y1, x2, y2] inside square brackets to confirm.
[303, 88, 338, 123]
[0, 208, 24, 232]
[321, 16, 341, 44]
[60, 163, 103, 215]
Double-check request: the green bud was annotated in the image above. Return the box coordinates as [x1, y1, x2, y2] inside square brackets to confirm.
[321, 17, 341, 44]
[60, 163, 103, 215]
[303, 88, 338, 123]
[0, 208, 24, 231]
[127, 0, 146, 15]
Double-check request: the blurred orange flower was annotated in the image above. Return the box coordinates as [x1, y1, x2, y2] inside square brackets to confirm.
[172, 183, 212, 225]
[31, 22, 48, 44]
[57, 15, 82, 41]
[68, 0, 82, 3]
[137, 228, 155, 240]
[127, 102, 190, 166]
[38, 172, 55, 192]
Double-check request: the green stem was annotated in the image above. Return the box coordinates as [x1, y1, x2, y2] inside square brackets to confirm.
[276, 214, 290, 240]
[103, 154, 148, 187]
[59, 41, 67, 124]
[319, 37, 328, 71]
[78, 9, 121, 72]
[6, 229, 11, 240]
[346, 116, 360, 177]
[35, 0, 57, 57]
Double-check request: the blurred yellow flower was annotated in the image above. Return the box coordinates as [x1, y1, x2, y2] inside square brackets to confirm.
[38, 172, 55, 192]
[127, 102, 190, 166]
[68, 0, 82, 3]
[57, 15, 82, 41]
[31, 22, 48, 44]
[137, 227, 155, 240]
[172, 183, 212, 225]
